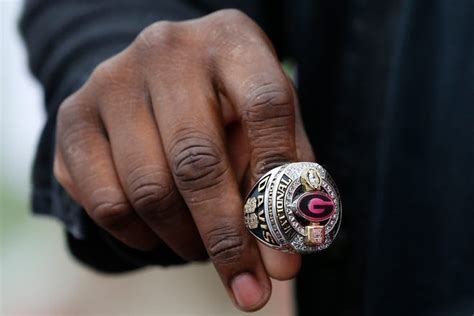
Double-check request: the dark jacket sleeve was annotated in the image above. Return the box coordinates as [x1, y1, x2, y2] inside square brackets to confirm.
[20, 0, 287, 272]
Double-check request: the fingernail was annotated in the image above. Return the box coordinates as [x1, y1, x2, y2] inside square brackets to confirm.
[231, 273, 264, 310]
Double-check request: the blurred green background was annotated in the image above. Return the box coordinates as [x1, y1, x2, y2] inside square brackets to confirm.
[0, 1, 293, 315]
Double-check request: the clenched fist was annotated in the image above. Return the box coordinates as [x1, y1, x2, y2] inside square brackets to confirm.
[53, 9, 314, 311]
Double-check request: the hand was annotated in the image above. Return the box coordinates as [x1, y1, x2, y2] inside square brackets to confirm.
[54, 9, 314, 311]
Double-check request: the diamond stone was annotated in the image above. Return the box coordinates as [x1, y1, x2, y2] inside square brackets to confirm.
[307, 169, 321, 189]
[244, 197, 256, 214]
[245, 213, 258, 229]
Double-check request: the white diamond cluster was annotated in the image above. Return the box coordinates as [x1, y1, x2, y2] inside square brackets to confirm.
[244, 197, 258, 229]
[244, 197, 256, 214]
[291, 232, 333, 253]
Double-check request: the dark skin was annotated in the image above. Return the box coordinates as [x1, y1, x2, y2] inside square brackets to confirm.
[53, 10, 315, 312]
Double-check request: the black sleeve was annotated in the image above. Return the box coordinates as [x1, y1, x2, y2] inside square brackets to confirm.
[20, 0, 288, 272]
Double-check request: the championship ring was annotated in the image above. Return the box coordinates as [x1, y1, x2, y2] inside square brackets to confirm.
[243, 162, 342, 254]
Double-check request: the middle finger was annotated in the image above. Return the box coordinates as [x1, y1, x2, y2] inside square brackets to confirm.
[98, 63, 206, 260]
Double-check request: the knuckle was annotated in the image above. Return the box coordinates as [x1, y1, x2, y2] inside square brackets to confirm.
[90, 195, 132, 230]
[56, 97, 96, 153]
[253, 151, 294, 177]
[205, 9, 257, 47]
[128, 168, 176, 217]
[206, 225, 245, 265]
[91, 59, 116, 83]
[89, 58, 123, 90]
[136, 21, 180, 54]
[243, 81, 294, 123]
[53, 156, 69, 187]
[170, 132, 227, 192]
[57, 116, 98, 163]
[242, 80, 297, 177]
[130, 182, 173, 214]
[56, 94, 79, 129]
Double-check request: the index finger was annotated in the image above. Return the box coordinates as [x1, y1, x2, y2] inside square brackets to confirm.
[147, 65, 271, 311]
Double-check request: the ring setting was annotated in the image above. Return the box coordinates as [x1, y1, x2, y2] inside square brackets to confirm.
[244, 162, 342, 254]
